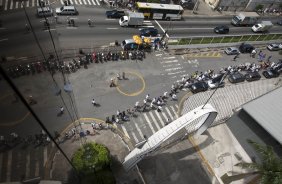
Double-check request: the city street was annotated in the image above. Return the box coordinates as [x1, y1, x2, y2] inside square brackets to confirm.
[1, 0, 282, 183]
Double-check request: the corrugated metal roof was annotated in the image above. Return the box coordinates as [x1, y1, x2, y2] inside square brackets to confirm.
[242, 87, 282, 144]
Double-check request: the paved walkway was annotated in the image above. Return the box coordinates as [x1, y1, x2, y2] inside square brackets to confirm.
[50, 123, 141, 184]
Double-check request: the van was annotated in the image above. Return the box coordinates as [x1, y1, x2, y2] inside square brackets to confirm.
[55, 6, 78, 15]
[37, 6, 53, 17]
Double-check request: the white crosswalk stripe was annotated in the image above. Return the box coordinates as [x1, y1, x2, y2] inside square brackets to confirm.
[1, 0, 101, 11]
[144, 113, 156, 133]
[120, 105, 179, 145]
[155, 110, 165, 127]
[149, 111, 161, 130]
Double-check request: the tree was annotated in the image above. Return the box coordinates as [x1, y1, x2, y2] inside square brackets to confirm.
[235, 139, 282, 184]
[255, 4, 264, 12]
[71, 142, 115, 184]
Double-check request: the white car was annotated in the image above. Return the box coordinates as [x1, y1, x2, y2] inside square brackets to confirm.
[224, 47, 240, 55]
[207, 74, 225, 89]
[267, 43, 282, 51]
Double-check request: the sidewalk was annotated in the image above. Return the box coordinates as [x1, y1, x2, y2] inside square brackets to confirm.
[49, 123, 142, 184]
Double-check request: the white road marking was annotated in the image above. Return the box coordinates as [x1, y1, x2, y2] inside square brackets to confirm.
[168, 70, 186, 75]
[170, 105, 178, 118]
[96, 0, 100, 5]
[161, 110, 169, 123]
[0, 38, 8, 42]
[165, 107, 174, 120]
[120, 124, 130, 139]
[91, 0, 96, 5]
[15, 1, 19, 8]
[133, 121, 144, 139]
[44, 29, 56, 31]
[131, 132, 139, 143]
[87, 0, 91, 5]
[4, 0, 8, 10]
[163, 56, 175, 59]
[26, 0, 29, 7]
[155, 111, 165, 127]
[66, 27, 78, 29]
[35, 160, 39, 176]
[172, 27, 213, 30]
[21, 1, 24, 7]
[82, 0, 87, 5]
[144, 113, 156, 133]
[32, 0, 35, 7]
[60, 0, 64, 4]
[74, 0, 78, 4]
[70, 0, 73, 4]
[143, 20, 151, 23]
[6, 150, 12, 182]
[165, 67, 183, 71]
[140, 25, 154, 28]
[44, 147, 48, 167]
[9, 0, 13, 9]
[25, 152, 30, 178]
[163, 63, 181, 67]
[155, 19, 169, 37]
[149, 111, 161, 130]
[155, 53, 162, 56]
[78, 0, 82, 4]
[106, 27, 118, 29]
[160, 59, 178, 64]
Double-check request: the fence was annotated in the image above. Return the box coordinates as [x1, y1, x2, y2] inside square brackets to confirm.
[169, 33, 282, 45]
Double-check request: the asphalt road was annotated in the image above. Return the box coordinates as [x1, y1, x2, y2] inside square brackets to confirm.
[1, 5, 282, 58]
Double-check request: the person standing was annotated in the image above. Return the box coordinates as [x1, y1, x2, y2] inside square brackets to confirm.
[91, 99, 96, 106]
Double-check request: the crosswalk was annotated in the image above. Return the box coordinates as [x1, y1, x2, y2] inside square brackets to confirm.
[155, 52, 187, 79]
[59, 0, 100, 6]
[0, 0, 101, 11]
[118, 104, 179, 145]
[0, 143, 53, 182]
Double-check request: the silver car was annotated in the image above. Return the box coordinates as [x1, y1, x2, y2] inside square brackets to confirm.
[267, 43, 282, 51]
[224, 47, 240, 55]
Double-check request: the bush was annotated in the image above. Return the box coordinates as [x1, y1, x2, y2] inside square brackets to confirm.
[255, 4, 264, 11]
[72, 142, 115, 184]
[72, 142, 111, 174]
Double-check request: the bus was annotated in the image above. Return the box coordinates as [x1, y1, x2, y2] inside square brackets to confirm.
[136, 2, 184, 20]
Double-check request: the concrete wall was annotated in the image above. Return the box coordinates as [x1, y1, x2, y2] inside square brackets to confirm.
[245, 0, 282, 11]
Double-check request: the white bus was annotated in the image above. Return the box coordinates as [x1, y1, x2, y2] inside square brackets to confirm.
[136, 2, 184, 20]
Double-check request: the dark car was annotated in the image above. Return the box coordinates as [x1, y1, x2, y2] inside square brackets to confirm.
[190, 81, 209, 94]
[140, 28, 158, 37]
[262, 69, 279, 79]
[106, 10, 125, 18]
[245, 71, 261, 82]
[239, 43, 255, 53]
[228, 72, 245, 83]
[214, 25, 229, 34]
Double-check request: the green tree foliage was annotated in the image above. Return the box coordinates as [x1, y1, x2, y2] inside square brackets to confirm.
[255, 4, 264, 11]
[72, 142, 111, 174]
[148, 0, 160, 3]
[235, 140, 282, 184]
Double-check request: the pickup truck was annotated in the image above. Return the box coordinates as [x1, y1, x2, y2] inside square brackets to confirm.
[106, 10, 125, 19]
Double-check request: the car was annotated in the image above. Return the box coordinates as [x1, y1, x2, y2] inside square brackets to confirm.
[262, 69, 279, 79]
[224, 47, 240, 55]
[190, 81, 209, 94]
[105, 10, 125, 19]
[180, 0, 193, 9]
[37, 6, 53, 17]
[239, 43, 255, 53]
[214, 25, 229, 34]
[277, 20, 282, 26]
[207, 74, 225, 89]
[228, 72, 245, 83]
[245, 71, 261, 82]
[121, 39, 139, 50]
[140, 28, 158, 37]
[267, 43, 282, 51]
[55, 6, 78, 15]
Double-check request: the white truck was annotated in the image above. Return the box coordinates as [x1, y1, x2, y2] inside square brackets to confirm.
[119, 11, 144, 27]
[251, 21, 273, 32]
[231, 12, 259, 26]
